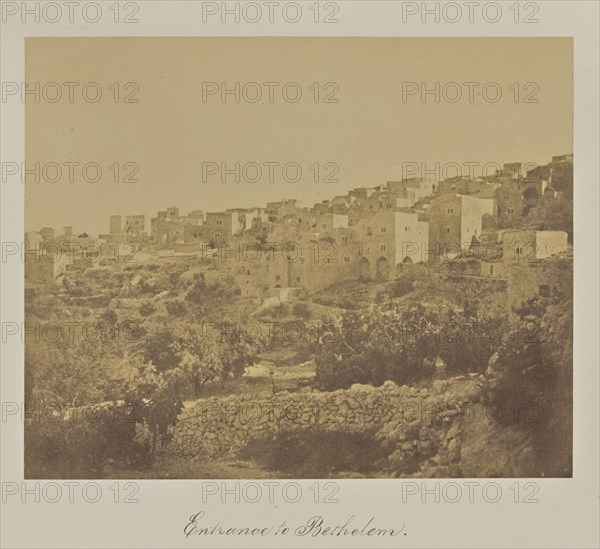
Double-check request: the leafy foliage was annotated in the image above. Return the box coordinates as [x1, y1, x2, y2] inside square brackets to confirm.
[292, 302, 312, 319]
[125, 363, 188, 453]
[172, 326, 224, 395]
[137, 326, 181, 373]
[165, 300, 187, 317]
[485, 299, 572, 430]
[25, 330, 130, 407]
[139, 301, 157, 317]
[240, 428, 391, 478]
[438, 311, 505, 375]
[315, 303, 439, 390]
[25, 402, 145, 478]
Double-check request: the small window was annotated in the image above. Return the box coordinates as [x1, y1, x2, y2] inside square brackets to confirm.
[296, 277, 301, 283]
[322, 224, 327, 229]
[381, 227, 387, 233]
[405, 226, 410, 232]
[380, 244, 386, 251]
[451, 185, 457, 191]
[342, 236, 348, 243]
[516, 247, 523, 255]
[447, 208, 454, 214]
[344, 256, 351, 262]
[507, 208, 515, 214]
[444, 228, 451, 234]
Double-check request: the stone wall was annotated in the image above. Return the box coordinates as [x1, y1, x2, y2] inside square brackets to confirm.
[169, 376, 484, 474]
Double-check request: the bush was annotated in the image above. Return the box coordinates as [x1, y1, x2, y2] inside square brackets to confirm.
[258, 303, 291, 319]
[139, 302, 156, 317]
[25, 402, 150, 478]
[240, 428, 391, 477]
[389, 277, 415, 297]
[485, 300, 572, 432]
[165, 300, 187, 317]
[100, 310, 118, 325]
[25, 351, 191, 477]
[274, 303, 290, 317]
[314, 303, 439, 390]
[292, 302, 312, 319]
[438, 313, 503, 375]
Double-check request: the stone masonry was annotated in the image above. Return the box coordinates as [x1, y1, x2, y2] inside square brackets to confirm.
[169, 376, 484, 473]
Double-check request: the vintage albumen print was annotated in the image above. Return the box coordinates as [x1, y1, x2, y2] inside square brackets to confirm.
[23, 38, 573, 479]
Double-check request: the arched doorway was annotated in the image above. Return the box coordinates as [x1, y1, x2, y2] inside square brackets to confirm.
[376, 256, 390, 280]
[358, 257, 370, 280]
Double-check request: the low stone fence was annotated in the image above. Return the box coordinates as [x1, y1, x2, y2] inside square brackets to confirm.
[169, 376, 484, 472]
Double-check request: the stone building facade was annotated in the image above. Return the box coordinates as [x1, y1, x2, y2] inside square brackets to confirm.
[501, 230, 568, 263]
[428, 194, 495, 258]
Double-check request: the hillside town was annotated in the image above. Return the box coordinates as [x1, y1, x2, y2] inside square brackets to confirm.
[24, 154, 574, 479]
[26, 155, 573, 307]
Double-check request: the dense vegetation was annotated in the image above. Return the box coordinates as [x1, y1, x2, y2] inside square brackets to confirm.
[25, 266, 268, 476]
[25, 259, 572, 477]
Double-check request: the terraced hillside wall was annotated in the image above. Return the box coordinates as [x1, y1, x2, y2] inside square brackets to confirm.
[169, 375, 484, 472]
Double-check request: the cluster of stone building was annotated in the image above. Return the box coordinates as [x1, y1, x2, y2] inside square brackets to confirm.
[25, 156, 572, 299]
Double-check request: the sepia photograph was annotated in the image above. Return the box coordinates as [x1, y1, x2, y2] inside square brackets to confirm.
[2, 2, 600, 547]
[21, 37, 575, 481]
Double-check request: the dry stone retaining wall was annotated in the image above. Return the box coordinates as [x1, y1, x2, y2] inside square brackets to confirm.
[170, 376, 484, 472]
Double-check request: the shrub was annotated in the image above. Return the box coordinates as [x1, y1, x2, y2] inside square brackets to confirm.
[389, 277, 415, 297]
[240, 428, 391, 477]
[25, 402, 149, 478]
[485, 300, 572, 432]
[258, 303, 291, 319]
[438, 313, 504, 375]
[100, 310, 119, 325]
[274, 303, 290, 317]
[292, 302, 312, 319]
[165, 300, 187, 317]
[314, 303, 439, 390]
[125, 363, 188, 453]
[139, 302, 156, 317]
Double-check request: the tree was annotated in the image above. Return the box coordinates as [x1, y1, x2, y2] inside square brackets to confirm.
[438, 311, 505, 375]
[125, 363, 188, 455]
[25, 328, 131, 407]
[219, 325, 269, 382]
[100, 309, 119, 325]
[315, 302, 440, 390]
[138, 326, 181, 373]
[165, 300, 187, 317]
[292, 302, 312, 319]
[172, 326, 223, 396]
[139, 302, 156, 317]
[485, 299, 572, 431]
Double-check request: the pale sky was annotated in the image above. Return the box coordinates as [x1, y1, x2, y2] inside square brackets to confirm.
[25, 37, 573, 236]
